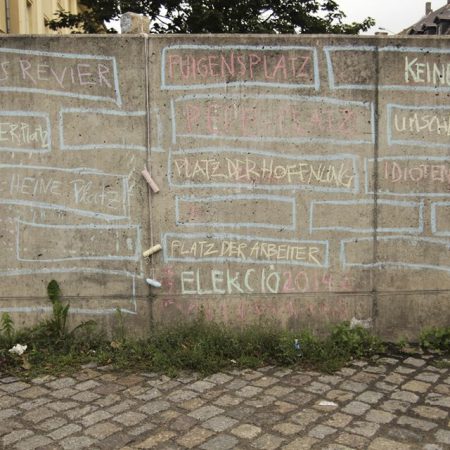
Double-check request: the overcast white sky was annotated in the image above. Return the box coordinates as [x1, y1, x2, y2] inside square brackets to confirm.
[338, 0, 446, 34]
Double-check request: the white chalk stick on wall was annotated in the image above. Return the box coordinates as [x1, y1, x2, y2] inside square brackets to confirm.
[143, 244, 162, 257]
[142, 168, 160, 193]
[146, 278, 162, 288]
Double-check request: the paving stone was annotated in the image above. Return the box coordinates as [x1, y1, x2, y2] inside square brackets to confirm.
[2, 429, 34, 446]
[282, 437, 318, 450]
[284, 391, 315, 405]
[414, 405, 448, 420]
[272, 401, 297, 414]
[309, 424, 337, 439]
[176, 427, 214, 448]
[335, 432, 370, 449]
[46, 378, 76, 390]
[404, 357, 426, 368]
[290, 408, 320, 426]
[396, 366, 416, 375]
[435, 429, 450, 445]
[167, 389, 199, 403]
[348, 420, 380, 437]
[391, 390, 420, 403]
[74, 380, 101, 391]
[231, 423, 262, 439]
[0, 408, 20, 420]
[202, 415, 238, 431]
[85, 421, 121, 439]
[60, 436, 95, 449]
[129, 423, 157, 437]
[426, 394, 450, 408]
[22, 406, 55, 423]
[252, 377, 279, 387]
[81, 410, 113, 427]
[188, 405, 224, 420]
[251, 411, 283, 426]
[368, 437, 412, 449]
[326, 390, 355, 402]
[36, 416, 67, 431]
[284, 374, 312, 386]
[304, 381, 331, 394]
[179, 397, 206, 411]
[384, 373, 406, 385]
[113, 411, 147, 426]
[235, 385, 263, 398]
[107, 399, 136, 414]
[51, 388, 78, 399]
[387, 426, 424, 442]
[17, 386, 49, 399]
[341, 401, 371, 415]
[135, 430, 176, 448]
[47, 401, 79, 412]
[251, 433, 285, 449]
[403, 380, 431, 393]
[397, 415, 438, 431]
[66, 405, 96, 420]
[14, 434, 52, 450]
[272, 422, 303, 436]
[138, 400, 170, 415]
[225, 379, 248, 390]
[366, 409, 395, 424]
[189, 381, 215, 393]
[264, 386, 295, 398]
[324, 413, 353, 428]
[416, 372, 440, 383]
[18, 398, 51, 411]
[227, 406, 256, 420]
[375, 382, 398, 392]
[204, 373, 233, 384]
[72, 390, 101, 402]
[48, 424, 82, 440]
[435, 384, 450, 395]
[356, 390, 384, 404]
[0, 381, 30, 393]
[0, 394, 21, 408]
[200, 434, 239, 450]
[380, 399, 410, 413]
[245, 395, 277, 408]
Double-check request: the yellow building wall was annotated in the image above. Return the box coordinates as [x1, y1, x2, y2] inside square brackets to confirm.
[0, 0, 79, 34]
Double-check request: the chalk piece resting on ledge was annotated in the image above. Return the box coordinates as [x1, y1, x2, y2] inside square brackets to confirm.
[143, 244, 162, 257]
[146, 278, 162, 288]
[142, 168, 160, 193]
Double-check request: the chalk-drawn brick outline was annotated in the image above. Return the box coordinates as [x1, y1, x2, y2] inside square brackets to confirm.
[16, 221, 142, 262]
[168, 147, 360, 194]
[364, 156, 450, 197]
[0, 111, 51, 153]
[162, 232, 330, 268]
[0, 269, 139, 315]
[431, 202, 450, 236]
[150, 107, 164, 152]
[387, 104, 450, 148]
[0, 164, 130, 221]
[161, 44, 320, 91]
[171, 94, 375, 146]
[325, 45, 450, 93]
[175, 194, 297, 231]
[310, 199, 424, 234]
[340, 236, 450, 273]
[0, 48, 122, 105]
[59, 108, 147, 151]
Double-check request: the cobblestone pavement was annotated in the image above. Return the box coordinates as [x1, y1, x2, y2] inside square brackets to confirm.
[1, 354, 449, 450]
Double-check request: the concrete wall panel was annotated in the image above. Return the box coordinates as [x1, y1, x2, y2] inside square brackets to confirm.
[1, 34, 450, 339]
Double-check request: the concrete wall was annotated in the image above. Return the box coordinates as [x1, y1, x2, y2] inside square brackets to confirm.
[1, 35, 450, 340]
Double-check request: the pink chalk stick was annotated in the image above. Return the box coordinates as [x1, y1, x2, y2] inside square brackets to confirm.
[142, 168, 160, 193]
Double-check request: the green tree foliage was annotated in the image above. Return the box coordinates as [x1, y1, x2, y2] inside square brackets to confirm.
[46, 0, 374, 34]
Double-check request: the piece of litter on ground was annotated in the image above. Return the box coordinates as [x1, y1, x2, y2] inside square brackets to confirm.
[319, 400, 338, 407]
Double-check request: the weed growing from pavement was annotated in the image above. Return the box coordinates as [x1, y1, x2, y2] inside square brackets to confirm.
[7, 280, 450, 378]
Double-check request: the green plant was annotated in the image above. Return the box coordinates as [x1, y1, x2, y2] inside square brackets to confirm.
[1, 312, 15, 346]
[46, 280, 70, 340]
[420, 327, 450, 353]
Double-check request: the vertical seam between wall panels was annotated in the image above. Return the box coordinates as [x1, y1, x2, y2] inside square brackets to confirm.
[144, 35, 155, 327]
[372, 44, 380, 328]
